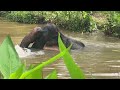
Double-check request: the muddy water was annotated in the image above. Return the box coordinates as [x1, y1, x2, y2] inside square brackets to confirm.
[0, 18, 120, 79]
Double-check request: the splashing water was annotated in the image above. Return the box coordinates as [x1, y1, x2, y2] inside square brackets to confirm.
[15, 45, 45, 58]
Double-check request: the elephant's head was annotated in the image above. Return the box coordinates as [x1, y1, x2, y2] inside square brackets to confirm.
[42, 23, 59, 40]
[31, 24, 59, 49]
[20, 26, 43, 48]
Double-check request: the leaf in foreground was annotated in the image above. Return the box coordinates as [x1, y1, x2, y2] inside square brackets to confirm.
[9, 64, 25, 79]
[45, 70, 57, 79]
[25, 68, 43, 79]
[58, 33, 85, 79]
[0, 35, 21, 79]
[19, 48, 69, 79]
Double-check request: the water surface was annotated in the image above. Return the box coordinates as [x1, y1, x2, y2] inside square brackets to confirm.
[0, 18, 120, 79]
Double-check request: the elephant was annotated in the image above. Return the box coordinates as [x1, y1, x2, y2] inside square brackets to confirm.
[31, 23, 59, 49]
[20, 23, 85, 50]
[40, 23, 85, 50]
[20, 23, 59, 49]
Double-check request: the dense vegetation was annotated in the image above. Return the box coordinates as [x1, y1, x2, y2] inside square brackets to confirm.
[1, 11, 96, 33]
[1, 11, 120, 38]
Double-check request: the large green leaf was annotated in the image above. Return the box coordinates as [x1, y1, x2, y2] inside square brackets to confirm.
[9, 64, 25, 79]
[27, 64, 36, 70]
[45, 70, 57, 79]
[25, 68, 43, 79]
[58, 33, 85, 79]
[25, 63, 44, 79]
[0, 35, 21, 79]
[19, 48, 69, 79]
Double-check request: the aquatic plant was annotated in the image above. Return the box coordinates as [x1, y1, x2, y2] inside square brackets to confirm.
[0, 33, 85, 79]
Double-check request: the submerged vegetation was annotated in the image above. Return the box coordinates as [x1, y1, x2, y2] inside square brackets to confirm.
[0, 33, 85, 79]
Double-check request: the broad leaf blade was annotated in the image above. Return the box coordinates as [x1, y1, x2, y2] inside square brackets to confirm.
[9, 64, 25, 79]
[58, 33, 85, 79]
[25, 68, 43, 79]
[0, 35, 21, 79]
[45, 70, 57, 79]
[27, 64, 36, 70]
[25, 64, 43, 79]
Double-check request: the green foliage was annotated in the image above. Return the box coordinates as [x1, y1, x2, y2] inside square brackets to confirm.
[0, 35, 21, 79]
[19, 48, 69, 79]
[45, 70, 57, 79]
[3, 11, 120, 38]
[24, 68, 43, 79]
[58, 33, 85, 79]
[9, 64, 25, 79]
[0, 34, 85, 79]
[53, 11, 96, 33]
[101, 11, 120, 38]
[5, 11, 96, 33]
[6, 11, 40, 24]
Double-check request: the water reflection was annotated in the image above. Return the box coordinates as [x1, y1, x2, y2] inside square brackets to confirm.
[0, 18, 120, 79]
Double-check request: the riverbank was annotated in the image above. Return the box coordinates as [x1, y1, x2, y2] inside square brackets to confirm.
[1, 11, 120, 38]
